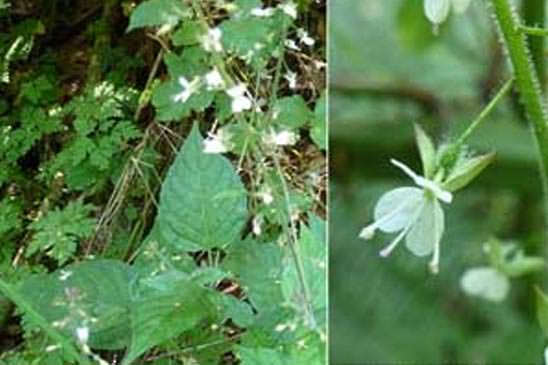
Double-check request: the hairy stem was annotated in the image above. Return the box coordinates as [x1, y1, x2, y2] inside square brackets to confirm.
[491, 0, 548, 231]
[521, 0, 546, 90]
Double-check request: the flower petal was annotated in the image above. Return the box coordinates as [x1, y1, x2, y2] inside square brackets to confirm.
[373, 187, 424, 233]
[405, 196, 444, 257]
[424, 0, 451, 24]
[460, 266, 510, 302]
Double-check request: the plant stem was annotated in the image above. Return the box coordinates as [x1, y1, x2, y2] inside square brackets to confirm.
[454, 78, 513, 148]
[0, 278, 91, 365]
[518, 25, 548, 38]
[491, 0, 548, 231]
[521, 0, 546, 90]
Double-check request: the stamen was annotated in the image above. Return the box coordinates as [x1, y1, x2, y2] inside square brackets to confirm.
[379, 226, 407, 257]
[429, 238, 440, 274]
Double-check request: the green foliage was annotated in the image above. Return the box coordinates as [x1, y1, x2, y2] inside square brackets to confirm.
[26, 202, 95, 265]
[151, 123, 247, 251]
[273, 95, 313, 129]
[127, 0, 190, 32]
[46, 82, 141, 190]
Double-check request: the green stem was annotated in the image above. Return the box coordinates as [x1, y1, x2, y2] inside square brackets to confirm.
[0, 278, 91, 365]
[518, 25, 548, 38]
[521, 0, 546, 90]
[491, 0, 548, 231]
[455, 78, 514, 148]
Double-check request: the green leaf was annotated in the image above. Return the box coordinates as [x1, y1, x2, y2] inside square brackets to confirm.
[396, 0, 437, 51]
[171, 21, 202, 46]
[20, 260, 137, 350]
[224, 239, 284, 313]
[237, 346, 286, 365]
[535, 287, 548, 339]
[273, 95, 313, 129]
[122, 274, 215, 365]
[310, 92, 326, 150]
[127, 0, 190, 32]
[26, 202, 95, 265]
[414, 124, 436, 178]
[152, 123, 247, 251]
[442, 152, 495, 192]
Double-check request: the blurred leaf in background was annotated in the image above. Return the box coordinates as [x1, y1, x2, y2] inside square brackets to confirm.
[330, 0, 546, 364]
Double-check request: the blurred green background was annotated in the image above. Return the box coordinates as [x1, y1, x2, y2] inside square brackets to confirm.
[329, 0, 547, 364]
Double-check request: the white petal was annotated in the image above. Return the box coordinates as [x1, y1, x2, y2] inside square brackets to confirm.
[75, 326, 89, 345]
[373, 187, 424, 233]
[231, 96, 252, 113]
[251, 7, 275, 17]
[460, 267, 510, 302]
[405, 197, 444, 257]
[424, 0, 451, 24]
[451, 0, 472, 14]
[279, 1, 297, 19]
[226, 84, 247, 98]
[204, 68, 225, 90]
[544, 347, 548, 365]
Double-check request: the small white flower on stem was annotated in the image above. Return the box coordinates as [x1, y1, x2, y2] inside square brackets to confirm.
[201, 27, 223, 53]
[284, 39, 301, 51]
[297, 28, 315, 47]
[264, 129, 298, 146]
[75, 326, 89, 345]
[204, 68, 225, 90]
[257, 186, 274, 205]
[46, 344, 61, 352]
[58, 270, 72, 281]
[252, 215, 263, 236]
[284, 71, 298, 89]
[203, 129, 232, 154]
[226, 84, 253, 113]
[173, 76, 201, 103]
[251, 7, 275, 17]
[359, 158, 451, 274]
[279, 1, 298, 19]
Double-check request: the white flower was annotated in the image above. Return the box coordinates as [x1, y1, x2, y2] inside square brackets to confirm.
[279, 1, 298, 19]
[297, 28, 315, 47]
[58, 270, 72, 281]
[173, 76, 201, 103]
[460, 267, 510, 302]
[544, 347, 548, 365]
[204, 68, 225, 90]
[284, 39, 301, 51]
[201, 27, 223, 53]
[257, 186, 274, 205]
[359, 159, 453, 273]
[284, 71, 297, 89]
[424, 0, 472, 26]
[75, 326, 89, 345]
[264, 129, 298, 146]
[203, 129, 231, 154]
[252, 215, 263, 236]
[226, 84, 253, 113]
[251, 7, 275, 17]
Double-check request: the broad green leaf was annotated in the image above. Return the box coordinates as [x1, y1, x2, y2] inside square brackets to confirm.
[414, 124, 436, 178]
[122, 275, 215, 365]
[171, 21, 202, 46]
[310, 92, 326, 150]
[20, 260, 137, 350]
[460, 267, 510, 302]
[218, 294, 255, 327]
[273, 95, 313, 129]
[536, 287, 548, 339]
[152, 123, 247, 251]
[374, 187, 424, 233]
[224, 239, 284, 312]
[237, 346, 286, 365]
[442, 152, 495, 192]
[405, 196, 444, 257]
[127, 0, 190, 32]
